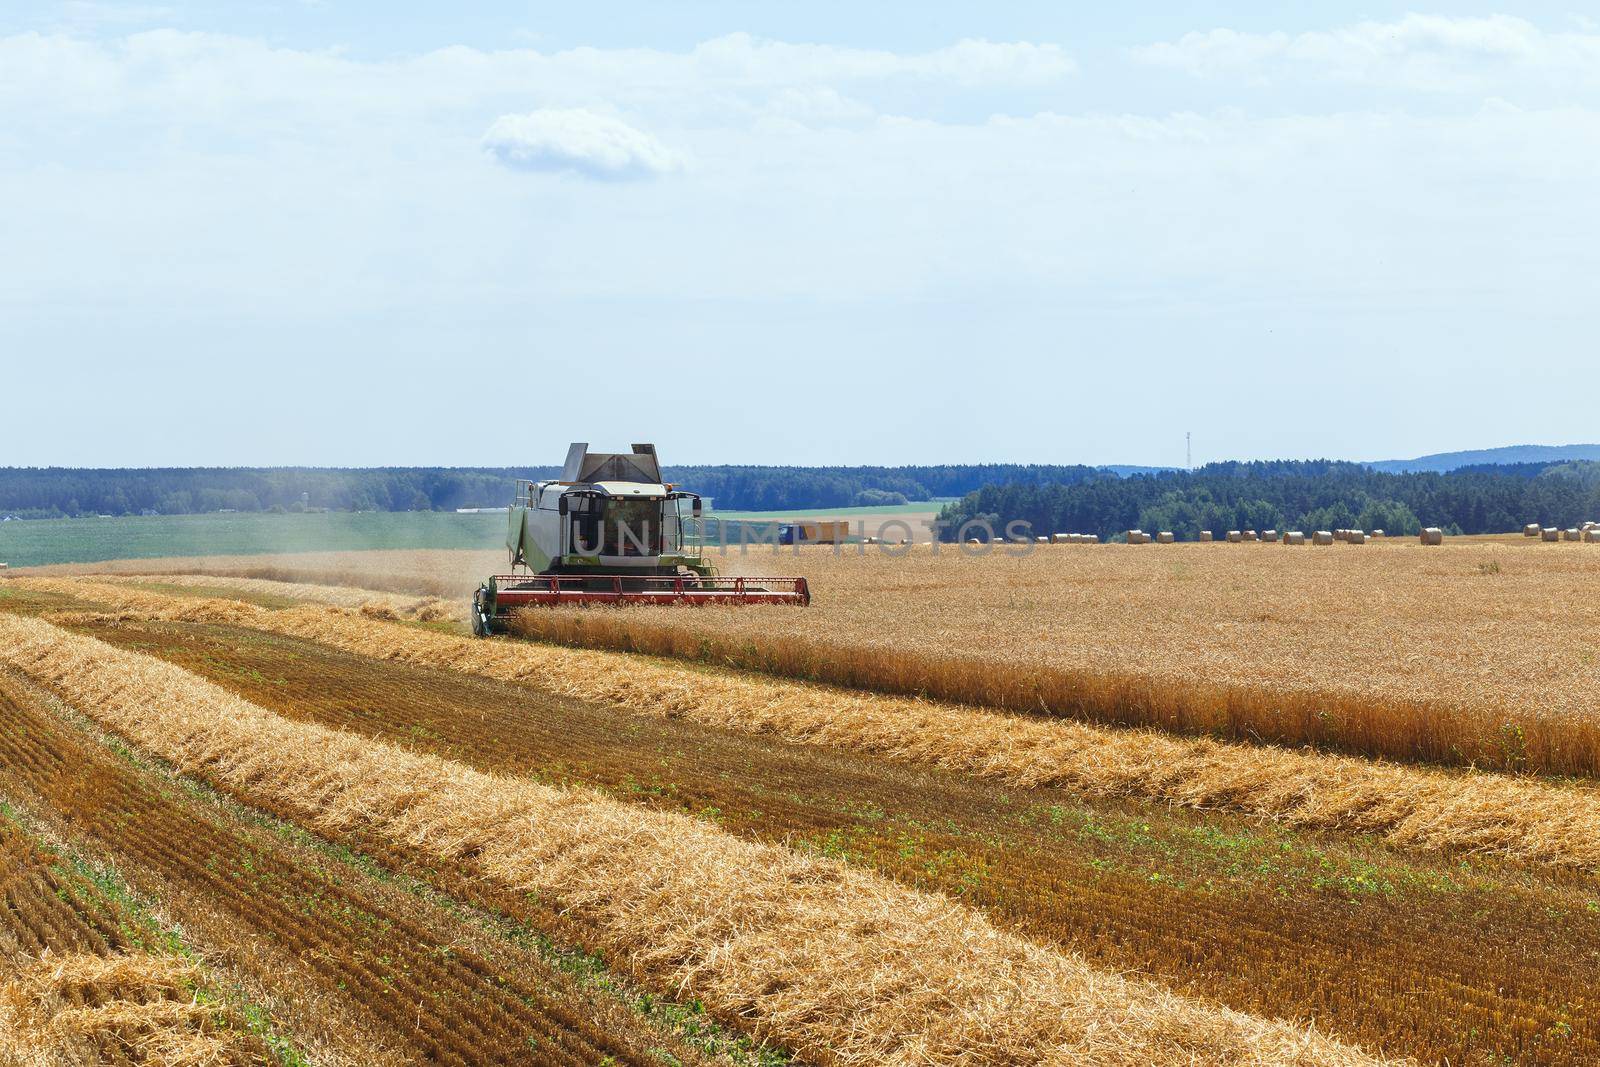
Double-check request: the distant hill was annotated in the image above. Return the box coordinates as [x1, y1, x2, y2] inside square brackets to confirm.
[1368, 444, 1600, 474]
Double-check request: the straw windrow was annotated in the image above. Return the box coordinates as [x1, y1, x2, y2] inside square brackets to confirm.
[0, 953, 251, 1066]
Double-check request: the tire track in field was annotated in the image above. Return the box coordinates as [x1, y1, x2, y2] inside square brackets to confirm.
[0, 670, 725, 1067]
[74, 617, 1600, 1067]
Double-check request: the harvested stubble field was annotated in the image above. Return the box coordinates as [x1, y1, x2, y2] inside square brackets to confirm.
[22, 548, 504, 601]
[0, 799, 270, 1064]
[0, 604, 1377, 1067]
[0, 666, 727, 1067]
[4, 576, 1600, 1064]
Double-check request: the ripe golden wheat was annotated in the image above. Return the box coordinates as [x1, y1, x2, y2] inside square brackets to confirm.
[0, 611, 1379, 1067]
[20, 577, 1600, 875]
[528, 541, 1600, 774]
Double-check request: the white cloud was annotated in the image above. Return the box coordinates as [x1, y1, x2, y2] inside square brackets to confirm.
[760, 87, 876, 126]
[0, 30, 1071, 123]
[682, 33, 1074, 87]
[1134, 15, 1600, 93]
[58, 2, 177, 28]
[3, 22, 1599, 319]
[482, 108, 679, 179]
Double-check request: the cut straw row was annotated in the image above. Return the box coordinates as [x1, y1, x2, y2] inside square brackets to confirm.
[23, 576, 1600, 876]
[0, 611, 1375, 1066]
[0, 953, 246, 1066]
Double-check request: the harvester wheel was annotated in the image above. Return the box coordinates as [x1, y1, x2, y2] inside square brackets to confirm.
[471, 586, 492, 638]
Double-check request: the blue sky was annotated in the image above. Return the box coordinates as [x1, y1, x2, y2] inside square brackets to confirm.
[2, 4, 1597, 468]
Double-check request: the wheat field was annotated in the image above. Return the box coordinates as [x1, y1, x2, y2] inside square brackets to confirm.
[56, 539, 1600, 773]
[506, 540, 1600, 775]
[8, 563, 1600, 1062]
[21, 576, 1600, 873]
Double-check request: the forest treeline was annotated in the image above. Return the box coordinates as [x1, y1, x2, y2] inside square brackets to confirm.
[13, 461, 1596, 533]
[0, 463, 1108, 518]
[937, 460, 1600, 540]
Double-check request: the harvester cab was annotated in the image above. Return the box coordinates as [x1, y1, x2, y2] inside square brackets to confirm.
[471, 443, 811, 636]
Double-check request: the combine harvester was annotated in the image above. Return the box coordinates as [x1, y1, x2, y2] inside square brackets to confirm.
[471, 443, 811, 635]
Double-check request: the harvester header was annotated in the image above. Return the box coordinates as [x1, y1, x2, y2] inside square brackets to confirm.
[471, 443, 810, 635]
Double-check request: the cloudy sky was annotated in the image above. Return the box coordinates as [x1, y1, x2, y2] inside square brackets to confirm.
[2, 3, 1597, 468]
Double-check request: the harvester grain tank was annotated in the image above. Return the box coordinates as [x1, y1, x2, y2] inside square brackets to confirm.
[471, 443, 810, 635]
